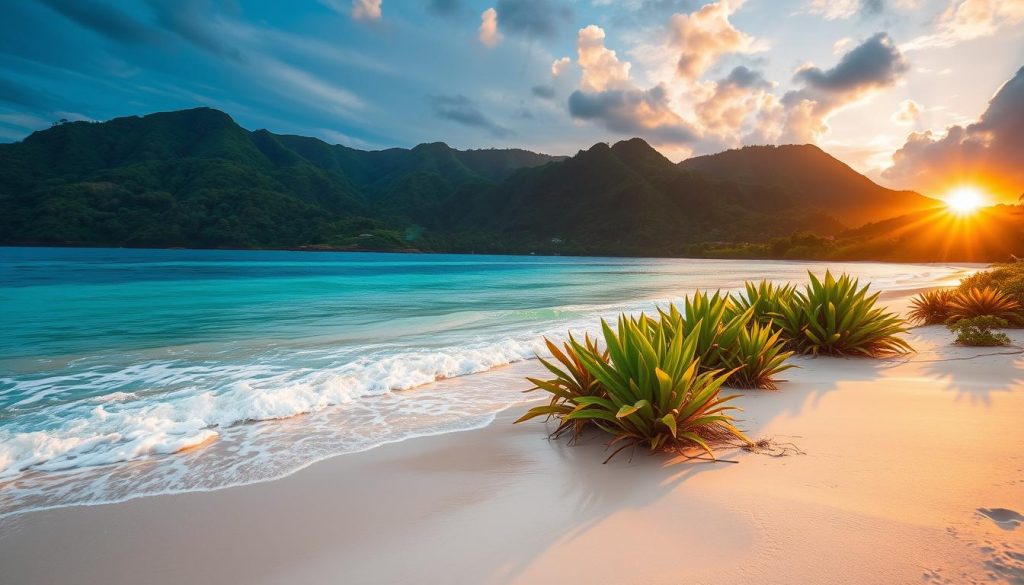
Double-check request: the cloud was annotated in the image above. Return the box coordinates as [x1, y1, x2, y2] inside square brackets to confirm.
[0, 77, 57, 109]
[479, 8, 501, 47]
[576, 25, 631, 92]
[494, 0, 572, 39]
[261, 59, 364, 112]
[149, 0, 246, 62]
[793, 32, 908, 92]
[568, 85, 698, 144]
[567, 25, 697, 146]
[804, 0, 920, 20]
[551, 56, 571, 76]
[351, 0, 382, 21]
[903, 0, 1024, 50]
[531, 85, 556, 99]
[668, 0, 760, 82]
[39, 0, 157, 45]
[694, 66, 777, 137]
[882, 66, 1024, 200]
[781, 32, 909, 141]
[429, 94, 510, 137]
[891, 99, 922, 125]
[804, 0, 883, 20]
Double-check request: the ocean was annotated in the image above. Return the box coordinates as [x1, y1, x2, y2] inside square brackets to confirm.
[0, 247, 969, 516]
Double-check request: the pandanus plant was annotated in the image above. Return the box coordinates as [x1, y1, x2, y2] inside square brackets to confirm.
[522, 334, 608, 441]
[907, 289, 957, 325]
[656, 291, 794, 389]
[731, 280, 796, 327]
[517, 314, 748, 461]
[771, 271, 912, 356]
[948, 287, 1021, 324]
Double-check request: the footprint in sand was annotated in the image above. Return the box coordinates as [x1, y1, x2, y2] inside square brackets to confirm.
[977, 508, 1024, 530]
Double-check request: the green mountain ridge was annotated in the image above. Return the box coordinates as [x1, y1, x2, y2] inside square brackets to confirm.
[1, 107, 1018, 261]
[679, 144, 938, 227]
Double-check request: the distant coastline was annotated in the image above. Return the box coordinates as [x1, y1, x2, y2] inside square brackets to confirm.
[2, 108, 1021, 263]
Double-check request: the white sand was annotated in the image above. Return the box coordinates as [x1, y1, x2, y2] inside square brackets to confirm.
[1, 296, 1022, 585]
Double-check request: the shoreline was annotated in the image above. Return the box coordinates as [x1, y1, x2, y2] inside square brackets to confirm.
[0, 283, 974, 519]
[2, 289, 1022, 584]
[0, 243, 1002, 264]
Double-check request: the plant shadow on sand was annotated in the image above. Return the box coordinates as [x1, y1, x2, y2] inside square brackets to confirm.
[476, 354, 898, 584]
[896, 327, 1024, 406]
[475, 328, 1024, 583]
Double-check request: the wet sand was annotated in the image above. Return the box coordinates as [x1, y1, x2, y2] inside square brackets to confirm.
[1, 298, 1022, 584]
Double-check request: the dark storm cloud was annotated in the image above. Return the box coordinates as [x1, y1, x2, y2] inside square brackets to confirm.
[495, 0, 573, 39]
[531, 85, 556, 99]
[883, 66, 1024, 198]
[37, 0, 157, 44]
[793, 32, 907, 93]
[429, 94, 510, 138]
[568, 85, 698, 144]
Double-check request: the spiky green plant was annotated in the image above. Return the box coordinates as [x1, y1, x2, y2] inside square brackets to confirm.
[656, 291, 748, 369]
[772, 271, 912, 356]
[721, 321, 796, 390]
[732, 280, 796, 327]
[908, 289, 956, 325]
[959, 263, 1024, 308]
[518, 334, 607, 440]
[518, 314, 748, 461]
[948, 287, 1022, 324]
[655, 292, 794, 389]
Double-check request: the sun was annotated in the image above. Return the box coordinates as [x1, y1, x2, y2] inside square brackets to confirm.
[944, 186, 987, 215]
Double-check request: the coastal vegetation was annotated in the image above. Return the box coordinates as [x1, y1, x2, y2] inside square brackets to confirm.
[908, 263, 1024, 345]
[909, 264, 1024, 327]
[948, 316, 1012, 347]
[655, 294, 795, 389]
[948, 287, 1021, 324]
[768, 272, 911, 356]
[908, 289, 957, 325]
[959, 262, 1024, 307]
[518, 272, 912, 461]
[517, 315, 748, 462]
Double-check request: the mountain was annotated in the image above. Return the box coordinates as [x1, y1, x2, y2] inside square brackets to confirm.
[3, 106, 1011, 261]
[0, 108, 559, 249]
[679, 145, 939, 227]
[456, 138, 848, 256]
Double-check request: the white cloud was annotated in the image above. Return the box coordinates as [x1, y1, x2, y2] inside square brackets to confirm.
[576, 25, 631, 92]
[805, 0, 861, 20]
[351, 0, 382, 21]
[891, 99, 922, 125]
[479, 8, 501, 47]
[551, 56, 571, 76]
[903, 0, 1024, 50]
[833, 37, 854, 55]
[668, 0, 761, 82]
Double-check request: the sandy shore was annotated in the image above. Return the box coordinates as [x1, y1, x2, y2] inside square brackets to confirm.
[2, 295, 1022, 584]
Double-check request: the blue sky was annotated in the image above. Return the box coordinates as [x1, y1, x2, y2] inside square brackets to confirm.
[1, 0, 1022, 199]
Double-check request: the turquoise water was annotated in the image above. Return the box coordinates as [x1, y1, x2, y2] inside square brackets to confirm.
[0, 247, 968, 515]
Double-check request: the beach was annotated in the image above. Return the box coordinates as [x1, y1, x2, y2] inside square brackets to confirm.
[2, 289, 1022, 585]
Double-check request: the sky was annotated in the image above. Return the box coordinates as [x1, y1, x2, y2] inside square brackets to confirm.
[1, 0, 1022, 201]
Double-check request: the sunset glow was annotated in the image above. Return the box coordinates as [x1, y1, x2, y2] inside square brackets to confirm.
[944, 186, 987, 215]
